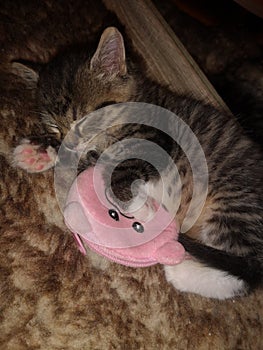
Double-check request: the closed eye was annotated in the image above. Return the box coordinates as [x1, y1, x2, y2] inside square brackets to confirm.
[95, 101, 117, 110]
[46, 123, 61, 136]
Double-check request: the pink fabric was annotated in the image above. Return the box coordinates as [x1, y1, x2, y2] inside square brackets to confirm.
[64, 166, 185, 267]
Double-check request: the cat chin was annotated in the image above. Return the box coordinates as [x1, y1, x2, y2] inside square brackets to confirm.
[164, 259, 248, 300]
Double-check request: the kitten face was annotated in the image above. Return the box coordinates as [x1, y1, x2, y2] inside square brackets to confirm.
[37, 27, 136, 140]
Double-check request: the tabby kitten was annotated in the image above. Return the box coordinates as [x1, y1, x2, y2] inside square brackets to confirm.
[13, 27, 263, 299]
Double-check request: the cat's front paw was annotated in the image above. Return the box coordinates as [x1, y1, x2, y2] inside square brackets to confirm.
[13, 139, 57, 173]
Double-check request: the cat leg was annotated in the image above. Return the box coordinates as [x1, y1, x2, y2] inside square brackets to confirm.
[124, 183, 248, 299]
[13, 138, 57, 173]
[122, 179, 247, 299]
[164, 259, 247, 299]
[128, 177, 177, 220]
[119, 179, 160, 221]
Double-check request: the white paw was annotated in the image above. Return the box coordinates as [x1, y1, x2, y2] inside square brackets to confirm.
[164, 259, 246, 299]
[13, 139, 57, 173]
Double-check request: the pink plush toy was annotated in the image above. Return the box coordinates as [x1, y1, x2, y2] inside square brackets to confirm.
[64, 166, 185, 267]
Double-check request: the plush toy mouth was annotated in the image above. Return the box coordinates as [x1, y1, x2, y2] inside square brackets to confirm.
[71, 230, 186, 268]
[84, 239, 158, 267]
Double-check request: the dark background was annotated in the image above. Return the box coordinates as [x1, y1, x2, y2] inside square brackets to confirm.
[154, 0, 263, 147]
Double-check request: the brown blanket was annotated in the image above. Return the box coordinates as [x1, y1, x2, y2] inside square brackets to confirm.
[0, 1, 262, 349]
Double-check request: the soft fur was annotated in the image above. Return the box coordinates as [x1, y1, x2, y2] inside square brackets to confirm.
[1, 0, 263, 348]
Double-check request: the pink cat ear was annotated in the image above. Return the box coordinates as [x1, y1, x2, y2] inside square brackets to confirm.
[64, 201, 92, 236]
[90, 27, 127, 77]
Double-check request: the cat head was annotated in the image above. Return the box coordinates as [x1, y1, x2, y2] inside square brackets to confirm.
[72, 27, 136, 118]
[12, 27, 137, 139]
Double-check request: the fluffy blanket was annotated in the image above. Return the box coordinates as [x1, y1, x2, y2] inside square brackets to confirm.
[0, 1, 262, 349]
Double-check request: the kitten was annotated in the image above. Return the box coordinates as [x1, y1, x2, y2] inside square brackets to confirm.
[13, 27, 263, 299]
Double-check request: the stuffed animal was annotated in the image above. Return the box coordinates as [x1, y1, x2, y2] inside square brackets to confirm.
[64, 166, 185, 267]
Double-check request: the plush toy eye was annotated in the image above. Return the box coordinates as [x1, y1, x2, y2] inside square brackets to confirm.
[132, 222, 144, 233]
[109, 209, 119, 221]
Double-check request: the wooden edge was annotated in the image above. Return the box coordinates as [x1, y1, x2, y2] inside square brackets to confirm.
[103, 0, 230, 113]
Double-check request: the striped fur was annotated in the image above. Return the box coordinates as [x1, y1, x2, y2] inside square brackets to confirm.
[14, 27, 263, 299]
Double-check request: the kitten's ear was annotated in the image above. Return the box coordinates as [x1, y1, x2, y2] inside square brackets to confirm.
[10, 61, 40, 88]
[90, 27, 127, 77]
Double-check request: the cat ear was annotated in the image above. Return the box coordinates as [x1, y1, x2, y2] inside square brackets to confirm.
[90, 27, 127, 77]
[11, 61, 40, 88]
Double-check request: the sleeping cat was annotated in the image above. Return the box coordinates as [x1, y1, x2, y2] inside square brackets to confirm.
[13, 27, 263, 299]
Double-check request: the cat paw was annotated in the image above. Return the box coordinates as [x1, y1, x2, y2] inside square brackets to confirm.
[13, 139, 57, 173]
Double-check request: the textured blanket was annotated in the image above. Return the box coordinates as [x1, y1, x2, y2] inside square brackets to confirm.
[0, 1, 262, 349]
